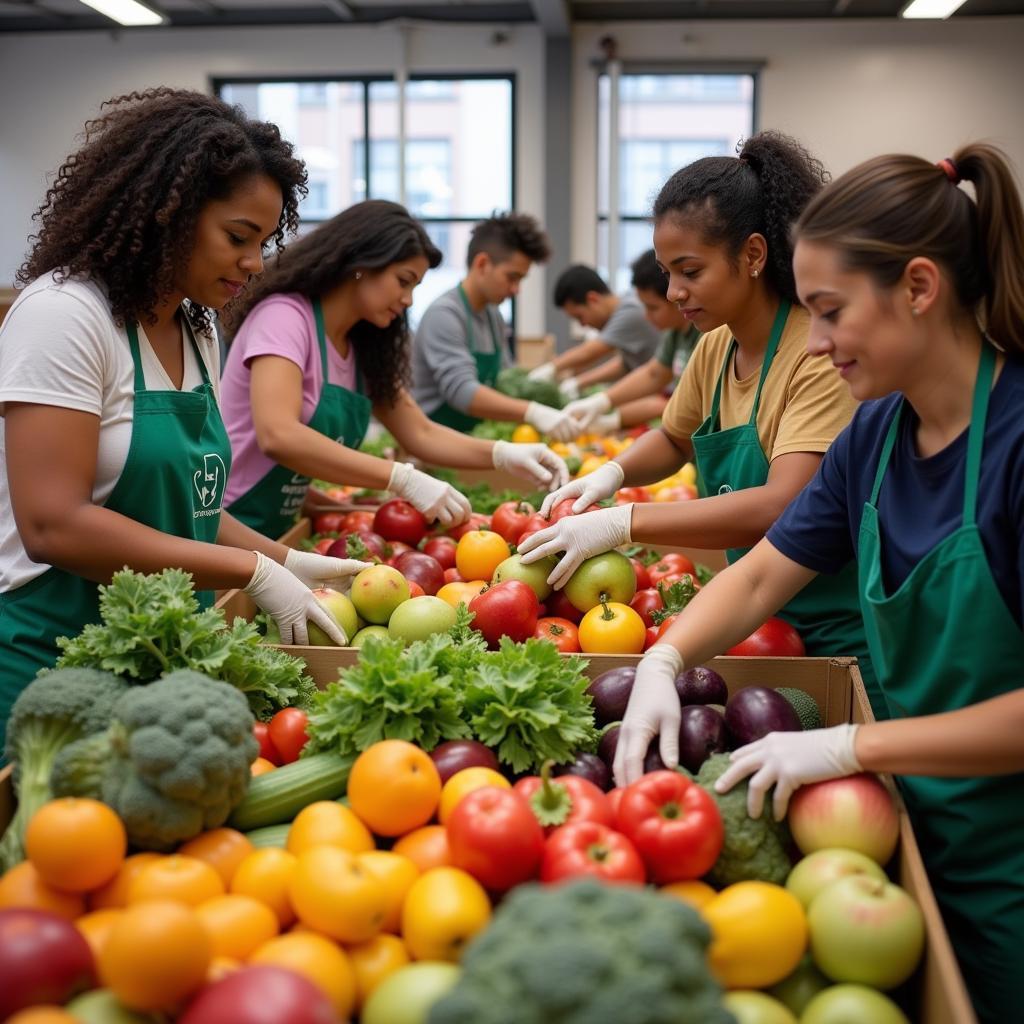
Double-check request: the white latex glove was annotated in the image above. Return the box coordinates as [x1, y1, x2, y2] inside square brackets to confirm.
[714, 725, 863, 821]
[539, 460, 625, 517]
[244, 552, 348, 646]
[558, 377, 581, 402]
[283, 548, 373, 596]
[562, 391, 612, 431]
[592, 410, 623, 435]
[388, 461, 472, 528]
[492, 440, 570, 491]
[518, 503, 633, 589]
[613, 644, 684, 787]
[523, 401, 583, 443]
[527, 362, 557, 383]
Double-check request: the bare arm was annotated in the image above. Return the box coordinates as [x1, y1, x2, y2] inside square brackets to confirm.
[216, 511, 290, 562]
[6, 403, 258, 590]
[614, 427, 693, 486]
[603, 358, 674, 409]
[551, 337, 615, 374]
[573, 355, 624, 389]
[465, 385, 531, 423]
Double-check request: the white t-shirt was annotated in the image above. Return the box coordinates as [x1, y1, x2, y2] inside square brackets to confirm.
[0, 272, 222, 592]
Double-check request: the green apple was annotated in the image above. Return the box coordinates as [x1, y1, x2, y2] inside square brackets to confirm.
[351, 564, 411, 624]
[307, 587, 359, 646]
[801, 984, 910, 1024]
[786, 848, 888, 910]
[362, 961, 461, 1024]
[564, 551, 637, 612]
[350, 625, 391, 648]
[767, 954, 830, 1015]
[67, 989, 160, 1024]
[388, 596, 457, 644]
[722, 990, 798, 1024]
[492, 552, 557, 602]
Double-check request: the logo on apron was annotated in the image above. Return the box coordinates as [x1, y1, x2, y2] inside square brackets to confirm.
[718, 484, 733, 495]
[193, 453, 226, 515]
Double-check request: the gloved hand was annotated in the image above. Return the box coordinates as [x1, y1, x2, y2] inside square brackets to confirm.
[592, 410, 623, 435]
[523, 401, 583, 443]
[539, 460, 625, 517]
[558, 377, 581, 402]
[527, 362, 557, 383]
[283, 548, 373, 596]
[613, 644, 684, 787]
[388, 461, 472, 528]
[562, 391, 612, 431]
[244, 552, 348, 645]
[493, 440, 570, 491]
[714, 725, 862, 821]
[518, 503, 633, 589]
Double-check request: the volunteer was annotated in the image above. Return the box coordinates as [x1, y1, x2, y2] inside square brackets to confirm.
[530, 264, 661, 400]
[617, 144, 1024, 1024]
[520, 131, 878, 713]
[410, 212, 578, 441]
[0, 89, 370, 746]
[561, 249, 700, 433]
[221, 201, 569, 541]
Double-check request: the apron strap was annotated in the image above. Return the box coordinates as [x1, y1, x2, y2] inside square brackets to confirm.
[127, 313, 210, 393]
[458, 283, 501, 356]
[962, 342, 996, 526]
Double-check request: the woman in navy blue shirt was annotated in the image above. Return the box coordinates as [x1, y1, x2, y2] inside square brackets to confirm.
[615, 143, 1024, 1024]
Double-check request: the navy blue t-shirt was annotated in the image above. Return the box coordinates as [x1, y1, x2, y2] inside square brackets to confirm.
[767, 355, 1024, 627]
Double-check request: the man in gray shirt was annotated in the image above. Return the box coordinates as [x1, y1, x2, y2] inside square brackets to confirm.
[411, 213, 579, 440]
[529, 264, 661, 401]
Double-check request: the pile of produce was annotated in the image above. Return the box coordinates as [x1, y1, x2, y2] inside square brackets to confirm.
[494, 366, 564, 409]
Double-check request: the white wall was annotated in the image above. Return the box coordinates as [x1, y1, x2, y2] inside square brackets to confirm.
[571, 17, 1024, 265]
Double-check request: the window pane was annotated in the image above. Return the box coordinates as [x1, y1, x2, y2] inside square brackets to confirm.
[597, 221, 657, 297]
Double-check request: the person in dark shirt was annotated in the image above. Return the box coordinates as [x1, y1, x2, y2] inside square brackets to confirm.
[615, 143, 1024, 1024]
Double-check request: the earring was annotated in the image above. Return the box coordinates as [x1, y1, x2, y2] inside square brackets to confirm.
[355, 271, 363, 281]
[751, 269, 759, 278]
[911, 306, 919, 317]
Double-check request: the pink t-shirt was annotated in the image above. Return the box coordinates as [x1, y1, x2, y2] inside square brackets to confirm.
[221, 293, 357, 505]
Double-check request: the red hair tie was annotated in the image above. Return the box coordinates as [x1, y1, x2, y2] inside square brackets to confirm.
[937, 158, 960, 184]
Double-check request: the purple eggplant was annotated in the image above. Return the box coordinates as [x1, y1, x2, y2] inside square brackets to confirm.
[677, 705, 729, 773]
[597, 725, 621, 768]
[553, 752, 612, 792]
[430, 740, 500, 784]
[724, 686, 802, 747]
[675, 665, 728, 706]
[586, 667, 636, 727]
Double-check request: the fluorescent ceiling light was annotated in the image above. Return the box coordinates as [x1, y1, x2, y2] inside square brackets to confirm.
[78, 0, 166, 26]
[900, 0, 968, 18]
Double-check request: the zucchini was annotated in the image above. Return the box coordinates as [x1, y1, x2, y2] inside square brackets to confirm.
[229, 751, 350, 831]
[244, 823, 291, 849]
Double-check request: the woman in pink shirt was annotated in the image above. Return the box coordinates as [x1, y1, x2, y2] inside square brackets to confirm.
[221, 200, 567, 540]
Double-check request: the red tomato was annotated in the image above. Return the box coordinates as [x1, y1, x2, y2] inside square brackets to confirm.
[491, 500, 536, 545]
[407, 581, 426, 598]
[606, 787, 626, 823]
[648, 553, 696, 585]
[655, 614, 679, 640]
[630, 559, 651, 591]
[644, 625, 661, 650]
[313, 512, 346, 535]
[629, 588, 664, 628]
[617, 770, 724, 883]
[616, 487, 651, 505]
[313, 538, 334, 555]
[443, 567, 465, 584]
[549, 498, 600, 522]
[385, 540, 416, 563]
[540, 822, 646, 885]
[544, 589, 584, 624]
[342, 510, 376, 533]
[533, 617, 581, 653]
[373, 498, 428, 546]
[446, 787, 545, 892]
[252, 723, 281, 766]
[469, 580, 539, 647]
[447, 513, 491, 541]
[267, 709, 309, 764]
[422, 536, 458, 571]
[327, 531, 388, 561]
[514, 764, 613, 834]
[626, 425, 650, 439]
[515, 513, 551, 546]
[726, 616, 805, 657]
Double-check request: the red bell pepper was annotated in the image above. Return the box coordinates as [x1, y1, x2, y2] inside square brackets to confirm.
[616, 770, 724, 883]
[513, 761, 614, 834]
[541, 821, 646, 885]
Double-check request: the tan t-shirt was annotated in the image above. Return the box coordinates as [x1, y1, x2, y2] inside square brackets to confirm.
[662, 305, 858, 461]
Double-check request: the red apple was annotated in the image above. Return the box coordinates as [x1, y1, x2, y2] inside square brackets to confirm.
[422, 536, 458, 571]
[785, 848, 888, 910]
[788, 774, 899, 865]
[394, 551, 445, 596]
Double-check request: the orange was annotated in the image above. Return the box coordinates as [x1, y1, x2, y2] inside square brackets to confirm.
[357, 850, 420, 932]
[178, 828, 255, 887]
[348, 933, 411, 1007]
[286, 801, 374, 856]
[511, 423, 541, 444]
[438, 767, 510, 825]
[195, 893, 279, 959]
[661, 880, 718, 910]
[128, 854, 224, 907]
[206, 955, 242, 984]
[229, 847, 298, 928]
[251, 757, 276, 776]
[250, 932, 356, 1018]
[347, 740, 442, 837]
[75, 907, 123, 959]
[393, 825, 452, 872]
[401, 867, 491, 962]
[25, 798, 126, 893]
[88, 852, 163, 910]
[0, 861, 85, 919]
[5, 1009, 78, 1024]
[289, 845, 388, 943]
[99, 899, 211, 1011]
[455, 530, 510, 582]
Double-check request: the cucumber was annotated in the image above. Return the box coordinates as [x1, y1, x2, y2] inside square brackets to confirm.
[244, 823, 291, 849]
[229, 751, 350, 831]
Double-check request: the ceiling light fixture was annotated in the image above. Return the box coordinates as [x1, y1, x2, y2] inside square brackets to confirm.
[900, 0, 968, 19]
[78, 0, 166, 26]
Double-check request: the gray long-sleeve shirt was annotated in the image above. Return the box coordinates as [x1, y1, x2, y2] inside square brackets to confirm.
[602, 292, 662, 372]
[411, 285, 509, 416]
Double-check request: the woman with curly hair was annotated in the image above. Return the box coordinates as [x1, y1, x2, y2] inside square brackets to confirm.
[219, 200, 569, 540]
[0, 88, 371, 742]
[521, 131, 876, 710]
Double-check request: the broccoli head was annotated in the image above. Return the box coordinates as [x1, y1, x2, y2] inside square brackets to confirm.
[428, 879, 735, 1024]
[695, 753, 793, 887]
[0, 668, 129, 870]
[51, 670, 258, 850]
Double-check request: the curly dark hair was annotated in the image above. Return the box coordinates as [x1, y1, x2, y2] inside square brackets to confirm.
[223, 200, 441, 406]
[652, 131, 829, 304]
[18, 87, 307, 335]
[466, 211, 551, 267]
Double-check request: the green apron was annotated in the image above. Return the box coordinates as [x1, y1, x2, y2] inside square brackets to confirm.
[691, 301, 880, 714]
[0, 317, 230, 751]
[858, 342, 1024, 1023]
[227, 296, 372, 539]
[428, 284, 502, 432]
